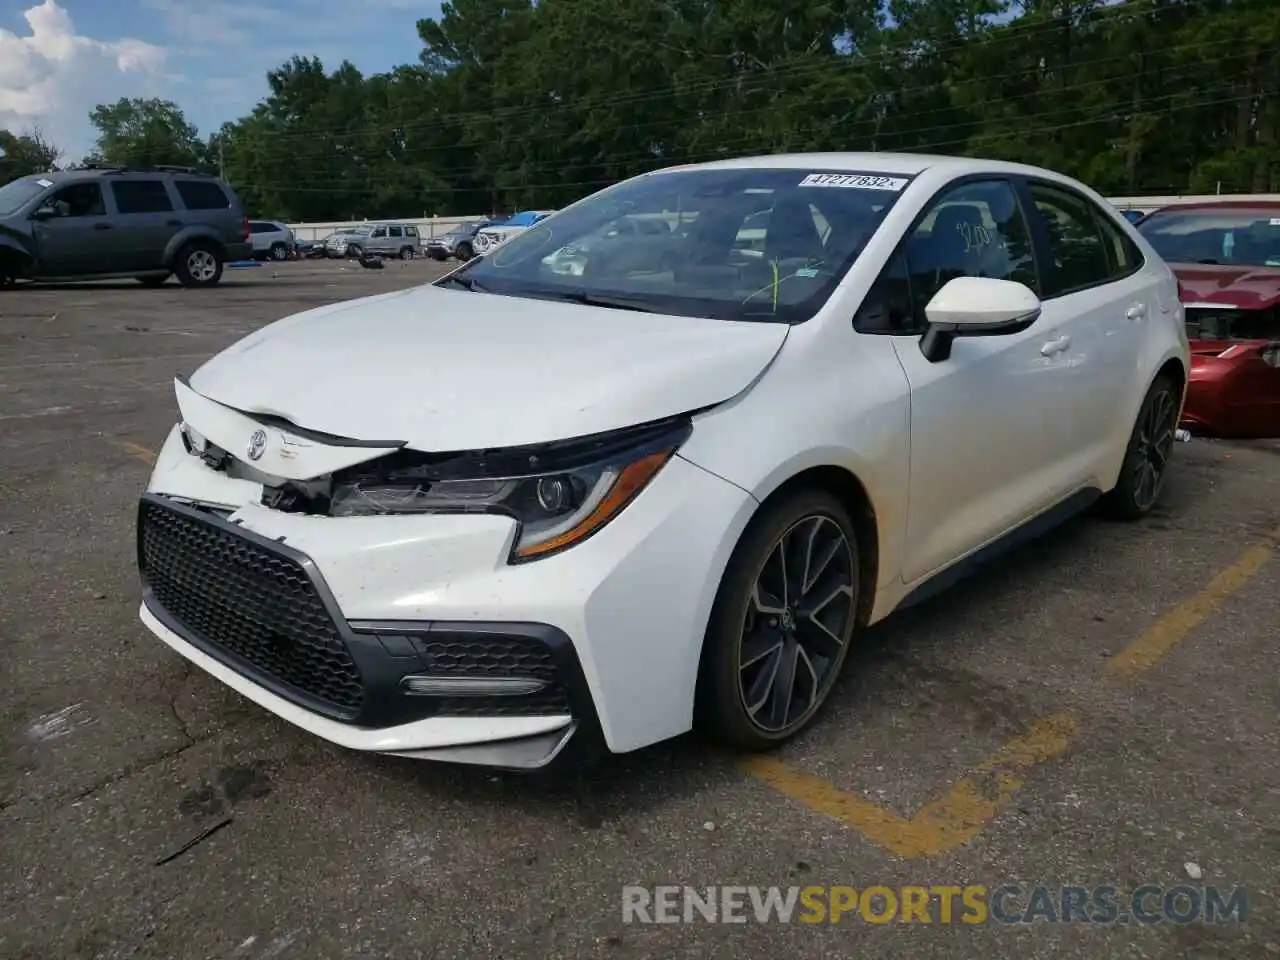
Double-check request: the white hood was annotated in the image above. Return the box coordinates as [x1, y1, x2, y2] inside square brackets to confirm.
[187, 284, 788, 451]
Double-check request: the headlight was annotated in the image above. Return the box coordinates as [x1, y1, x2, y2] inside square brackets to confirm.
[328, 418, 691, 562]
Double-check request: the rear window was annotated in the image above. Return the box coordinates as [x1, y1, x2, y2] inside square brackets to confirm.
[175, 179, 231, 211]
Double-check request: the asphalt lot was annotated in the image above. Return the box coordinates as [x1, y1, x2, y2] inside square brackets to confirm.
[1, 259, 1278, 959]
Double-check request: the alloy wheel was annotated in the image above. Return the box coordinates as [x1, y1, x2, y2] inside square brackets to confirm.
[737, 515, 856, 733]
[187, 250, 218, 282]
[1131, 384, 1177, 510]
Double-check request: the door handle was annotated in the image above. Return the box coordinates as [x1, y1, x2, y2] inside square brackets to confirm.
[1126, 303, 1147, 320]
[93, 223, 112, 230]
[1040, 335, 1071, 357]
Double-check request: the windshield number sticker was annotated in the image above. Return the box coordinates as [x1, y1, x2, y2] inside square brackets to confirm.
[36, 178, 53, 188]
[1270, 218, 1280, 226]
[799, 173, 909, 191]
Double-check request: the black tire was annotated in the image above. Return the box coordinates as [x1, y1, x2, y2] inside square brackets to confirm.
[346, 244, 364, 260]
[399, 246, 415, 260]
[455, 241, 474, 262]
[173, 241, 224, 288]
[1101, 373, 1182, 520]
[695, 488, 861, 750]
[135, 275, 169, 287]
[269, 243, 289, 261]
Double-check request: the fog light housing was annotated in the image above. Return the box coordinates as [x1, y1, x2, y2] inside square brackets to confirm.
[401, 675, 548, 697]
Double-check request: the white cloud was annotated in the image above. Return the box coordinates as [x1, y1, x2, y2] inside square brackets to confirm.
[0, 1, 167, 160]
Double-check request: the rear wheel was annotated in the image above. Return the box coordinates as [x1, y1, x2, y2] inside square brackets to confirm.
[695, 489, 860, 750]
[1101, 373, 1181, 519]
[174, 242, 224, 288]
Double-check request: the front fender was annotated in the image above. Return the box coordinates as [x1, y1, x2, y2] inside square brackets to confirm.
[0, 225, 37, 258]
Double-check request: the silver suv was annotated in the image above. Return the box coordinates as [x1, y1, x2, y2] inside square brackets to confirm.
[326, 222, 422, 260]
[248, 219, 295, 261]
[0, 164, 253, 288]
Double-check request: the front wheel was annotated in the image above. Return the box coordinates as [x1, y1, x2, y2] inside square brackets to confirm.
[455, 241, 474, 262]
[695, 489, 860, 750]
[269, 243, 289, 261]
[346, 244, 364, 260]
[174, 242, 224, 288]
[1101, 373, 1181, 520]
[399, 246, 415, 260]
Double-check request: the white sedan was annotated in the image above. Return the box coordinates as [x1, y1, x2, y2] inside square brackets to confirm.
[136, 153, 1189, 769]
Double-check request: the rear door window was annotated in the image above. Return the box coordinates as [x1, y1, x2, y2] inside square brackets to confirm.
[1026, 182, 1113, 296]
[111, 179, 174, 214]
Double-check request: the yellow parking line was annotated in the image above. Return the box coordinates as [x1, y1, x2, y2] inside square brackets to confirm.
[743, 526, 1279, 859]
[741, 713, 1075, 859]
[111, 439, 158, 466]
[1104, 526, 1279, 678]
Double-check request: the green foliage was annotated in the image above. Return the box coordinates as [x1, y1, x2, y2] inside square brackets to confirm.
[85, 0, 1280, 220]
[88, 98, 205, 169]
[0, 126, 61, 180]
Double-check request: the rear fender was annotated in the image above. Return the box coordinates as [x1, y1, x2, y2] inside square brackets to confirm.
[164, 227, 223, 265]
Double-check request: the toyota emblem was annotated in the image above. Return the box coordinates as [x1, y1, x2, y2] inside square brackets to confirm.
[246, 428, 268, 461]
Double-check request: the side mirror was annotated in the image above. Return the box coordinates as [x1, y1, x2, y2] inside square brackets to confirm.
[919, 276, 1042, 363]
[31, 204, 58, 221]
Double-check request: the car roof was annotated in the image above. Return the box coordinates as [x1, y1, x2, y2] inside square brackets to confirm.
[648, 151, 1067, 180]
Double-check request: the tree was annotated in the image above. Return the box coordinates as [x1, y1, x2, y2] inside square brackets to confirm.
[0, 124, 62, 181]
[93, 0, 1280, 219]
[87, 98, 205, 169]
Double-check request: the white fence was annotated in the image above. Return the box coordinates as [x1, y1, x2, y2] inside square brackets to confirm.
[285, 194, 1280, 240]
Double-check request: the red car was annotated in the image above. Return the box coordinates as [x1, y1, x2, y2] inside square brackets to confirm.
[1136, 201, 1280, 438]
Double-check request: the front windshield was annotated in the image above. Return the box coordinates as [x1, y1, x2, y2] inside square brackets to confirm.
[1138, 208, 1280, 267]
[446, 168, 910, 323]
[0, 177, 49, 216]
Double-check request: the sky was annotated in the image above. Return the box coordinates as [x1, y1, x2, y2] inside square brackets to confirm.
[0, 0, 438, 161]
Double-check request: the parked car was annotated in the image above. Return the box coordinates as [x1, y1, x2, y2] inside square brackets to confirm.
[0, 164, 252, 288]
[1119, 209, 1146, 224]
[1136, 201, 1280, 438]
[424, 220, 491, 262]
[136, 153, 1187, 769]
[472, 210, 554, 255]
[325, 222, 421, 260]
[321, 229, 361, 258]
[248, 220, 295, 261]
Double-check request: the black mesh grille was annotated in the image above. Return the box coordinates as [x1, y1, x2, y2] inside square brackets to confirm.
[139, 499, 365, 716]
[422, 634, 570, 717]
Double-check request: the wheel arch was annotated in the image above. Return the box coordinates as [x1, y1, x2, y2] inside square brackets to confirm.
[0, 241, 35, 281]
[165, 228, 224, 266]
[745, 464, 881, 630]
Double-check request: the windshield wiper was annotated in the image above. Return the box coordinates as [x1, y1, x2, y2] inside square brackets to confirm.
[549, 290, 654, 313]
[438, 273, 488, 292]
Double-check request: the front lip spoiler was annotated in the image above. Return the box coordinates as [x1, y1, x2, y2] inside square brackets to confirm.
[384, 722, 579, 770]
